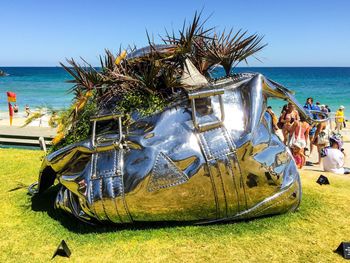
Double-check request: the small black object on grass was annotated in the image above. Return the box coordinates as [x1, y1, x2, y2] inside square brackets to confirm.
[52, 240, 71, 259]
[334, 242, 350, 259]
[316, 175, 329, 185]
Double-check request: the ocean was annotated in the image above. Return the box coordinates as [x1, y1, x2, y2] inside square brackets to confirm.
[0, 67, 349, 118]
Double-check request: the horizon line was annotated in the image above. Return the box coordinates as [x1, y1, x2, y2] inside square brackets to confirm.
[2, 65, 350, 68]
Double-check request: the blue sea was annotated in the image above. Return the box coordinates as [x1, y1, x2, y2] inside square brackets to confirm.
[0, 67, 350, 117]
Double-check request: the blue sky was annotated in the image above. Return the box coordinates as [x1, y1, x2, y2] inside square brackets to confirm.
[1, 0, 350, 67]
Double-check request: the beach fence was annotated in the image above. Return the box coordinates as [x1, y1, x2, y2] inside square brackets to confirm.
[0, 126, 55, 148]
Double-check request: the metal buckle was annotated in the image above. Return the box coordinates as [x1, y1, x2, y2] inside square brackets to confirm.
[90, 113, 124, 148]
[188, 88, 225, 132]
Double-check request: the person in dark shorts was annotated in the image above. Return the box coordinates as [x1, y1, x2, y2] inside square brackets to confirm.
[303, 97, 319, 154]
[25, 104, 30, 117]
[13, 104, 19, 113]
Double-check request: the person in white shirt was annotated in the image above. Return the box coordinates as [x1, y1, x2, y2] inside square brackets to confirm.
[322, 135, 350, 174]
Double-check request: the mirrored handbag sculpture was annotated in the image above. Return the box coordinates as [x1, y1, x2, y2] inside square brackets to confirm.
[35, 51, 318, 224]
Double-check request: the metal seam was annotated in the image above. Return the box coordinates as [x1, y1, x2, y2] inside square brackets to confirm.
[119, 149, 133, 223]
[99, 150, 115, 222]
[226, 156, 240, 213]
[90, 153, 100, 220]
[197, 131, 221, 217]
[217, 160, 228, 217]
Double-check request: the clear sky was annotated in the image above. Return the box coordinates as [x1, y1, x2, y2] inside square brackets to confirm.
[1, 0, 350, 67]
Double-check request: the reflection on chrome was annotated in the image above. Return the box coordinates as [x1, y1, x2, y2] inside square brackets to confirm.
[36, 73, 315, 225]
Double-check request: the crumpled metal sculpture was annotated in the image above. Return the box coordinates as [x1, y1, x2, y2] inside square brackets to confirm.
[36, 72, 317, 225]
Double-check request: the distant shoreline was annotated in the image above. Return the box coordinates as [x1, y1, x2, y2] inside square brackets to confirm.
[1, 67, 349, 117]
[2, 66, 350, 68]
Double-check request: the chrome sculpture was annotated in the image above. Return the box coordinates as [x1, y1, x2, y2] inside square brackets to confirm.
[35, 70, 318, 225]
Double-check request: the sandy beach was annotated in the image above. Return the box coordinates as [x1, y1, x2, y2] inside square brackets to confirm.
[0, 111, 52, 127]
[0, 111, 56, 146]
[0, 114, 28, 127]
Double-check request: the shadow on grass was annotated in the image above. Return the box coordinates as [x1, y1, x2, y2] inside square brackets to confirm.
[30, 185, 324, 235]
[30, 186, 200, 234]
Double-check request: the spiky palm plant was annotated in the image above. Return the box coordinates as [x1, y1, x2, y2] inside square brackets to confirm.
[50, 12, 266, 151]
[163, 11, 212, 56]
[205, 29, 267, 76]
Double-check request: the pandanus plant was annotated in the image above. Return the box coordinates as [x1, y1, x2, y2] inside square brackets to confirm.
[51, 12, 266, 149]
[205, 29, 267, 76]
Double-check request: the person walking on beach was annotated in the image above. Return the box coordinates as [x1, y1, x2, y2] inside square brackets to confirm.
[313, 115, 330, 165]
[13, 104, 19, 113]
[335, 105, 345, 132]
[303, 97, 318, 154]
[25, 104, 30, 117]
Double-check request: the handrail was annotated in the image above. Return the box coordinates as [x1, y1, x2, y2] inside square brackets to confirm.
[0, 134, 53, 140]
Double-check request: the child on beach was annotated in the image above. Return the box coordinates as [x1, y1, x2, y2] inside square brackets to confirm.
[291, 142, 306, 169]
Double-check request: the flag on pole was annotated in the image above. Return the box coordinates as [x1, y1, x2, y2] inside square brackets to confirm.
[8, 103, 14, 126]
[7, 91, 16, 103]
[6, 92, 16, 126]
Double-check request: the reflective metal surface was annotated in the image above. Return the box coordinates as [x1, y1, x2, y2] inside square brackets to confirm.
[36, 73, 313, 225]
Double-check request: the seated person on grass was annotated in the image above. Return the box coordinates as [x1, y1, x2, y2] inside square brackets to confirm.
[321, 135, 350, 174]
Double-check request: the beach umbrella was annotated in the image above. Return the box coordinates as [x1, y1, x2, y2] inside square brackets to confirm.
[6, 91, 16, 126]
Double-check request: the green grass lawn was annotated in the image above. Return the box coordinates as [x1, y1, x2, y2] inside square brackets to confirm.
[1, 148, 350, 262]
